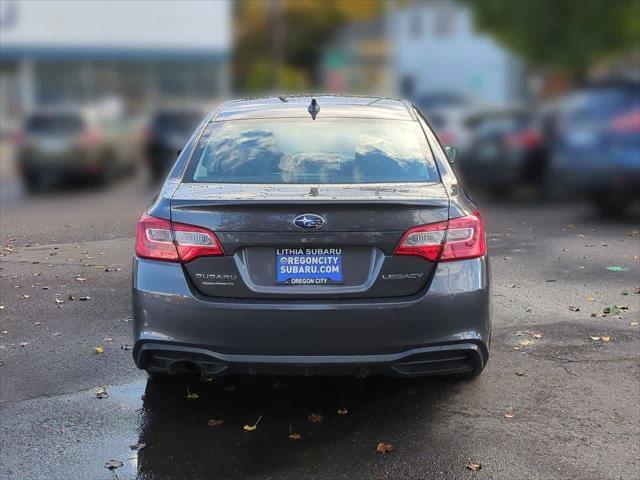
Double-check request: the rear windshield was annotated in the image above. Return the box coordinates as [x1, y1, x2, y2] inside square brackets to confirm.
[26, 114, 84, 135]
[185, 119, 440, 184]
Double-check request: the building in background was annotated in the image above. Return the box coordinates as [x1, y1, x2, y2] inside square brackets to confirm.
[323, 17, 395, 96]
[323, 0, 528, 106]
[0, 0, 231, 133]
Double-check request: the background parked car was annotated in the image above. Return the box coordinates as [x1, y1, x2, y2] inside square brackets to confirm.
[547, 81, 640, 215]
[16, 105, 138, 192]
[143, 107, 205, 182]
[422, 107, 477, 158]
[457, 107, 547, 197]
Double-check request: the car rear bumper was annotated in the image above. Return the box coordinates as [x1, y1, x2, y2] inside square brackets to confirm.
[135, 341, 486, 377]
[132, 256, 491, 377]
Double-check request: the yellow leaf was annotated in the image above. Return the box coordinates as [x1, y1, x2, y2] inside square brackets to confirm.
[94, 346, 105, 354]
[243, 414, 262, 431]
[602, 336, 611, 342]
[288, 432, 302, 440]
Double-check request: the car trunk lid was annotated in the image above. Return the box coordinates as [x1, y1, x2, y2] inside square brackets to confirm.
[171, 182, 449, 299]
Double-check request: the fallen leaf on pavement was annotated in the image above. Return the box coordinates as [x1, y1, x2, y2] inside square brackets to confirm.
[586, 295, 595, 302]
[308, 413, 324, 423]
[515, 371, 524, 376]
[504, 412, 515, 419]
[288, 432, 302, 440]
[95, 386, 108, 399]
[20, 294, 30, 299]
[603, 306, 621, 315]
[532, 333, 543, 339]
[376, 442, 394, 453]
[75, 277, 87, 282]
[243, 414, 262, 431]
[602, 336, 611, 342]
[55, 299, 64, 304]
[68, 294, 76, 300]
[590, 336, 601, 341]
[466, 461, 482, 471]
[78, 296, 91, 301]
[105, 460, 123, 470]
[630, 322, 638, 326]
[185, 387, 199, 399]
[130, 442, 146, 452]
[208, 419, 224, 427]
[94, 346, 104, 354]
[337, 408, 348, 415]
[20, 342, 28, 347]
[569, 305, 580, 312]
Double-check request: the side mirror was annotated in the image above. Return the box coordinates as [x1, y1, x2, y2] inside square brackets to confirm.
[444, 145, 457, 163]
[176, 148, 182, 158]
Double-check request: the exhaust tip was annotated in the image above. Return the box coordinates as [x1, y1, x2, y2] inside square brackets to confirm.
[168, 359, 204, 376]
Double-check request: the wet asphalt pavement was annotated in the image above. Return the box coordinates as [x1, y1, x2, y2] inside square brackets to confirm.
[0, 175, 639, 480]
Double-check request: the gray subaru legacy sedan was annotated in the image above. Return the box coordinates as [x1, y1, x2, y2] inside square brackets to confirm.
[132, 95, 490, 379]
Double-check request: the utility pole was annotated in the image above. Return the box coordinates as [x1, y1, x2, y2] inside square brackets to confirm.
[268, 0, 284, 91]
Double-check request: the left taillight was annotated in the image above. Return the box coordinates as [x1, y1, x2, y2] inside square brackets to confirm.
[135, 213, 223, 263]
[505, 129, 543, 150]
[394, 211, 486, 262]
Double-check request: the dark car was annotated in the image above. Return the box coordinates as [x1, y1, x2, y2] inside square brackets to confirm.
[16, 106, 136, 191]
[132, 95, 490, 379]
[548, 82, 640, 214]
[458, 108, 547, 196]
[144, 108, 204, 182]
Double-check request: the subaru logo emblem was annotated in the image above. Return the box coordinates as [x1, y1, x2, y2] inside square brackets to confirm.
[293, 214, 325, 230]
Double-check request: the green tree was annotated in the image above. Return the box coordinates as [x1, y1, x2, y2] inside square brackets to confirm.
[233, 0, 386, 93]
[467, 0, 640, 78]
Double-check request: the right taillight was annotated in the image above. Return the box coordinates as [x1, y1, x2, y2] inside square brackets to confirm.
[135, 213, 223, 263]
[394, 210, 486, 262]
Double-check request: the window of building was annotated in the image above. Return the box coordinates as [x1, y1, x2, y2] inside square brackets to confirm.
[434, 8, 456, 37]
[410, 13, 423, 38]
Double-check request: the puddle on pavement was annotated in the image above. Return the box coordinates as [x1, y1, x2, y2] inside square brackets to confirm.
[88, 374, 462, 479]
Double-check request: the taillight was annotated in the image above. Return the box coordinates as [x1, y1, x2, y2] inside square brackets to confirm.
[394, 211, 486, 262]
[505, 129, 543, 149]
[609, 109, 640, 134]
[14, 130, 26, 147]
[80, 130, 101, 146]
[438, 130, 456, 145]
[135, 213, 223, 263]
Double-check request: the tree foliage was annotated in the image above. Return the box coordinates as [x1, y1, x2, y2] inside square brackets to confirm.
[467, 0, 640, 77]
[233, 0, 386, 93]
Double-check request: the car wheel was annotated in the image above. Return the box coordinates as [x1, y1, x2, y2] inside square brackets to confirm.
[22, 172, 42, 193]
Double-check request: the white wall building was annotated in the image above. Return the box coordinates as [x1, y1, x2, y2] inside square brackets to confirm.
[392, 1, 526, 105]
[0, 0, 231, 131]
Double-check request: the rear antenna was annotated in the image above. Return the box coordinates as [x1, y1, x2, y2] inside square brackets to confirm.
[308, 98, 320, 120]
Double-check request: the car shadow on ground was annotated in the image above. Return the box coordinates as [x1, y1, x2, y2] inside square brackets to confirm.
[135, 374, 465, 479]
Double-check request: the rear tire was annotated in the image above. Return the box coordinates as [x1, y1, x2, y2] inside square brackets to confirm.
[22, 172, 43, 194]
